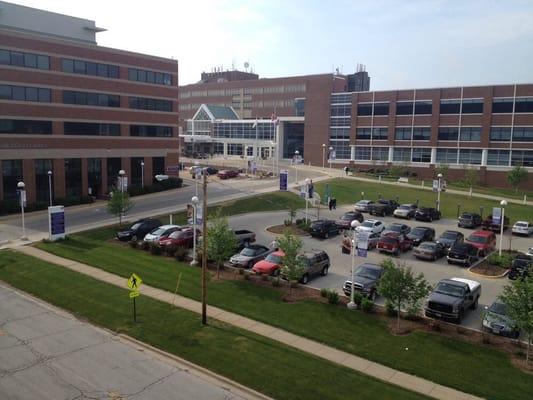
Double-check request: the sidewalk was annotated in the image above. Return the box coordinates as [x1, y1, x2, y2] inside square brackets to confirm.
[17, 245, 481, 400]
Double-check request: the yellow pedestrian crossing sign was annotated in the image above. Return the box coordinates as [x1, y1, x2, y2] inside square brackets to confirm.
[127, 273, 142, 290]
[129, 290, 140, 298]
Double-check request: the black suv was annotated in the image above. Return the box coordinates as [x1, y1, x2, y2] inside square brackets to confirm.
[116, 218, 162, 241]
[508, 255, 532, 280]
[458, 212, 482, 228]
[407, 226, 435, 246]
[436, 230, 464, 250]
[368, 199, 399, 217]
[295, 250, 331, 284]
[447, 243, 479, 267]
[415, 207, 441, 222]
[309, 220, 339, 239]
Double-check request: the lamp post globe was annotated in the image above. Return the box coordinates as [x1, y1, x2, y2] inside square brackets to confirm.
[119, 169, 125, 176]
[347, 219, 361, 310]
[17, 181, 25, 189]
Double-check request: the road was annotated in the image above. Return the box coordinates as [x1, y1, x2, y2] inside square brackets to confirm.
[0, 282, 264, 400]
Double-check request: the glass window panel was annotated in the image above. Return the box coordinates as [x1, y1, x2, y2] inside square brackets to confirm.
[438, 127, 459, 141]
[25, 87, 38, 102]
[37, 55, 49, 70]
[487, 150, 510, 166]
[62, 59, 74, 72]
[0, 49, 10, 65]
[462, 99, 483, 113]
[12, 86, 25, 100]
[460, 127, 481, 141]
[440, 100, 461, 114]
[395, 127, 411, 140]
[0, 85, 11, 99]
[492, 98, 513, 113]
[24, 53, 37, 68]
[74, 60, 86, 73]
[414, 101, 432, 115]
[356, 128, 371, 139]
[393, 148, 411, 162]
[86, 62, 98, 76]
[11, 52, 24, 66]
[515, 98, 533, 113]
[396, 101, 413, 115]
[373, 102, 389, 116]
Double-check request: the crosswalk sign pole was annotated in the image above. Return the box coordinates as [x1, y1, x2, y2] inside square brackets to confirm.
[133, 297, 137, 322]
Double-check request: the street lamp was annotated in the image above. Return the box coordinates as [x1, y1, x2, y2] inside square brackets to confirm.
[347, 219, 361, 309]
[304, 178, 311, 222]
[322, 144, 326, 169]
[191, 195, 200, 266]
[329, 146, 334, 173]
[47, 170, 53, 206]
[294, 150, 300, 184]
[140, 161, 145, 189]
[436, 173, 443, 212]
[17, 181, 27, 240]
[118, 169, 125, 226]
[499, 200, 508, 256]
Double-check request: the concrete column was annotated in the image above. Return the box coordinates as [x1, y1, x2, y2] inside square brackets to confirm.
[22, 159, 36, 204]
[81, 158, 89, 197]
[223, 143, 228, 156]
[53, 159, 66, 199]
[430, 147, 437, 164]
[388, 146, 394, 163]
[100, 158, 108, 196]
[481, 149, 488, 167]
[350, 145, 356, 161]
[143, 157, 153, 185]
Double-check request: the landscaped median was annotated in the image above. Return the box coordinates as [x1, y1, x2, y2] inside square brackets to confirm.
[0, 250, 429, 400]
[35, 229, 533, 400]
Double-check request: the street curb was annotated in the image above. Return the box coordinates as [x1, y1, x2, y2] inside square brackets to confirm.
[467, 254, 509, 279]
[118, 334, 274, 400]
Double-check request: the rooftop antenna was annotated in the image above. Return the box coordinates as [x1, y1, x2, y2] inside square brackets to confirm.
[244, 61, 250, 72]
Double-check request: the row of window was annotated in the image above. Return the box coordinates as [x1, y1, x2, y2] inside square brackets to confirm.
[492, 97, 533, 113]
[490, 127, 533, 142]
[128, 68, 172, 86]
[129, 97, 173, 112]
[213, 123, 275, 140]
[0, 84, 51, 102]
[181, 84, 306, 99]
[437, 127, 481, 141]
[63, 90, 120, 107]
[0, 119, 174, 137]
[356, 127, 390, 140]
[61, 58, 119, 78]
[0, 49, 49, 70]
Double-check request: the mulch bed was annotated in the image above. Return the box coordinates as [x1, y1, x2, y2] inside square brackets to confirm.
[266, 224, 309, 236]
[470, 262, 508, 276]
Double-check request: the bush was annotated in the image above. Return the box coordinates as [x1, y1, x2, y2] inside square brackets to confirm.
[487, 253, 513, 267]
[261, 274, 269, 281]
[174, 246, 188, 261]
[243, 271, 251, 280]
[320, 288, 329, 298]
[284, 219, 293, 226]
[325, 289, 340, 305]
[361, 297, 374, 313]
[271, 279, 281, 287]
[140, 241, 150, 251]
[129, 241, 138, 249]
[385, 300, 396, 317]
[296, 219, 311, 231]
[164, 245, 177, 257]
[352, 291, 363, 306]
[127, 177, 183, 197]
[149, 243, 162, 255]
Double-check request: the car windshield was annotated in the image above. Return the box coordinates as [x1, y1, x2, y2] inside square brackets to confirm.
[467, 235, 487, 244]
[355, 266, 380, 280]
[150, 227, 166, 235]
[435, 282, 465, 298]
[311, 222, 324, 228]
[265, 254, 282, 264]
[419, 243, 435, 250]
[440, 232, 457, 240]
[361, 221, 374, 228]
[240, 248, 257, 257]
[130, 222, 142, 230]
[460, 214, 473, 219]
[168, 231, 183, 239]
[381, 237, 397, 244]
[410, 228, 426, 236]
[388, 225, 402, 232]
[515, 222, 528, 227]
[488, 302, 507, 315]
[357, 200, 369, 205]
[399, 205, 411, 210]
[341, 214, 354, 220]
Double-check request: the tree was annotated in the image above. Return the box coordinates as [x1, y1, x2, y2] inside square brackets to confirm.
[461, 165, 478, 196]
[277, 229, 304, 296]
[500, 277, 533, 363]
[507, 165, 528, 193]
[107, 188, 133, 226]
[377, 259, 432, 331]
[434, 163, 449, 179]
[206, 211, 238, 279]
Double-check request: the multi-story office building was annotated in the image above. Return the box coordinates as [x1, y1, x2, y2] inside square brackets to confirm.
[0, 1, 179, 206]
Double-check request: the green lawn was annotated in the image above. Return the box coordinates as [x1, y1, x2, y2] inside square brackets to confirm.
[316, 178, 532, 223]
[37, 232, 533, 400]
[0, 250, 428, 400]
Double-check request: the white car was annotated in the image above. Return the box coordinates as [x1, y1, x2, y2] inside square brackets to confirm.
[356, 219, 385, 235]
[143, 224, 181, 243]
[512, 221, 533, 236]
[355, 200, 374, 213]
[524, 247, 533, 257]
[393, 204, 417, 219]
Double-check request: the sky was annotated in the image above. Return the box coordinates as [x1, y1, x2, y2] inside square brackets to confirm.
[7, 0, 533, 89]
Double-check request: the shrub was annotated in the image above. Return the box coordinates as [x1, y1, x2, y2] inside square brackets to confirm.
[149, 243, 162, 255]
[429, 319, 441, 332]
[174, 246, 188, 261]
[238, 268, 245, 275]
[165, 245, 177, 257]
[361, 297, 374, 313]
[385, 300, 396, 317]
[352, 291, 364, 306]
[320, 288, 328, 298]
[243, 271, 251, 280]
[271, 279, 281, 287]
[261, 274, 269, 281]
[325, 289, 340, 305]
[296, 219, 311, 231]
[290, 281, 298, 288]
[487, 253, 513, 267]
[129, 241, 138, 249]
[284, 219, 293, 226]
[140, 241, 150, 251]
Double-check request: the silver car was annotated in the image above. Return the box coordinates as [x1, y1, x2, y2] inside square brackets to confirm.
[228, 244, 273, 269]
[355, 200, 374, 213]
[143, 224, 181, 243]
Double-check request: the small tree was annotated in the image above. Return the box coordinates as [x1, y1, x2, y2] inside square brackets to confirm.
[277, 229, 304, 295]
[461, 165, 478, 196]
[377, 259, 432, 331]
[435, 163, 449, 179]
[500, 277, 533, 363]
[107, 188, 133, 226]
[507, 165, 528, 193]
[206, 211, 238, 278]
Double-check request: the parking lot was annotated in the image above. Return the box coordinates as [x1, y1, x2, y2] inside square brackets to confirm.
[227, 204, 533, 332]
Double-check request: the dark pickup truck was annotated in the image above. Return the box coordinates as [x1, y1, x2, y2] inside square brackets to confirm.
[425, 278, 481, 323]
[342, 263, 384, 301]
[368, 199, 399, 217]
[482, 215, 510, 233]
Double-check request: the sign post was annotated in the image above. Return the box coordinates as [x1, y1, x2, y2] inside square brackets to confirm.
[127, 273, 142, 322]
[48, 205, 65, 241]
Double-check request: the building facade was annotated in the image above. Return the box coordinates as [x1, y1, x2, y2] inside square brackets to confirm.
[0, 2, 179, 206]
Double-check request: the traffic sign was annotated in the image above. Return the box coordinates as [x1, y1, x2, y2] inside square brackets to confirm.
[129, 290, 140, 298]
[127, 273, 142, 290]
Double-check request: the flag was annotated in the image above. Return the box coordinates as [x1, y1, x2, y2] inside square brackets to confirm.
[271, 112, 279, 126]
[252, 118, 258, 128]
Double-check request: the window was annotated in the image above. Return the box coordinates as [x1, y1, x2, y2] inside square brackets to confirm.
[331, 93, 351, 104]
[63, 90, 119, 107]
[64, 122, 120, 136]
[414, 101, 432, 115]
[393, 148, 411, 162]
[436, 148, 458, 164]
[440, 99, 461, 114]
[395, 127, 411, 140]
[515, 97, 533, 113]
[412, 148, 431, 163]
[330, 128, 349, 140]
[487, 150, 510, 166]
[438, 127, 459, 141]
[511, 150, 533, 167]
[61, 58, 119, 78]
[227, 143, 243, 156]
[492, 98, 513, 113]
[129, 97, 173, 112]
[460, 127, 481, 141]
[396, 101, 413, 115]
[2, 160, 23, 201]
[371, 147, 389, 161]
[356, 128, 371, 139]
[87, 158, 102, 197]
[354, 146, 371, 160]
[0, 119, 52, 134]
[331, 104, 351, 117]
[330, 141, 351, 160]
[330, 117, 350, 127]
[0, 49, 49, 70]
[373, 102, 389, 116]
[490, 127, 511, 141]
[356, 103, 372, 116]
[0, 85, 51, 102]
[128, 68, 173, 86]
[513, 127, 533, 142]
[65, 158, 82, 198]
[372, 127, 388, 140]
[413, 127, 431, 140]
[130, 125, 173, 137]
[458, 149, 482, 165]
[462, 99, 483, 114]
[295, 98, 305, 116]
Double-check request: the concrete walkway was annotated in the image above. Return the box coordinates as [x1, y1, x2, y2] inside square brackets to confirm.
[16, 246, 482, 400]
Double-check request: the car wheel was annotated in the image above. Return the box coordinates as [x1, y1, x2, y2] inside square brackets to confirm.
[131, 235, 137, 242]
[324, 232, 329, 239]
[513, 331, 520, 339]
[369, 290, 377, 301]
[301, 274, 309, 284]
[321, 265, 329, 276]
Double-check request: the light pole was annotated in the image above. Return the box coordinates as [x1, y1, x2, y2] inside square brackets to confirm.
[347, 219, 361, 309]
[191, 195, 199, 266]
[329, 146, 334, 173]
[193, 164, 200, 197]
[119, 169, 125, 226]
[17, 181, 27, 240]
[294, 150, 299, 184]
[140, 161, 144, 189]
[322, 143, 326, 169]
[304, 178, 311, 222]
[499, 200, 507, 256]
[436, 173, 443, 212]
[47, 170, 53, 206]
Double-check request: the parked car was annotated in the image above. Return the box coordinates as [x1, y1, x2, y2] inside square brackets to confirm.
[512, 221, 533, 236]
[356, 219, 385, 235]
[342, 263, 384, 300]
[116, 218, 162, 241]
[406, 226, 435, 247]
[309, 219, 340, 239]
[217, 169, 240, 179]
[204, 166, 219, 175]
[465, 230, 496, 257]
[143, 225, 182, 244]
[393, 204, 417, 219]
[482, 215, 510, 233]
[508, 254, 532, 280]
[335, 211, 364, 230]
[289, 250, 330, 284]
[368, 199, 399, 217]
[413, 241, 447, 261]
[354, 200, 374, 213]
[425, 278, 481, 323]
[381, 223, 411, 237]
[252, 250, 285, 275]
[482, 300, 520, 338]
[436, 230, 464, 250]
[377, 233, 413, 256]
[457, 212, 482, 229]
[228, 244, 273, 269]
[525, 247, 533, 257]
[447, 243, 479, 267]
[414, 207, 441, 222]
[158, 227, 199, 249]
[233, 229, 256, 248]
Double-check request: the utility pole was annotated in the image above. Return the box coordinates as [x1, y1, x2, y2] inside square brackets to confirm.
[201, 171, 208, 325]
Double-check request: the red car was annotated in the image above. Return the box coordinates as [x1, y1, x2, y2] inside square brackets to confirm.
[252, 250, 285, 275]
[465, 230, 496, 257]
[158, 227, 199, 248]
[377, 232, 413, 256]
[217, 169, 240, 179]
